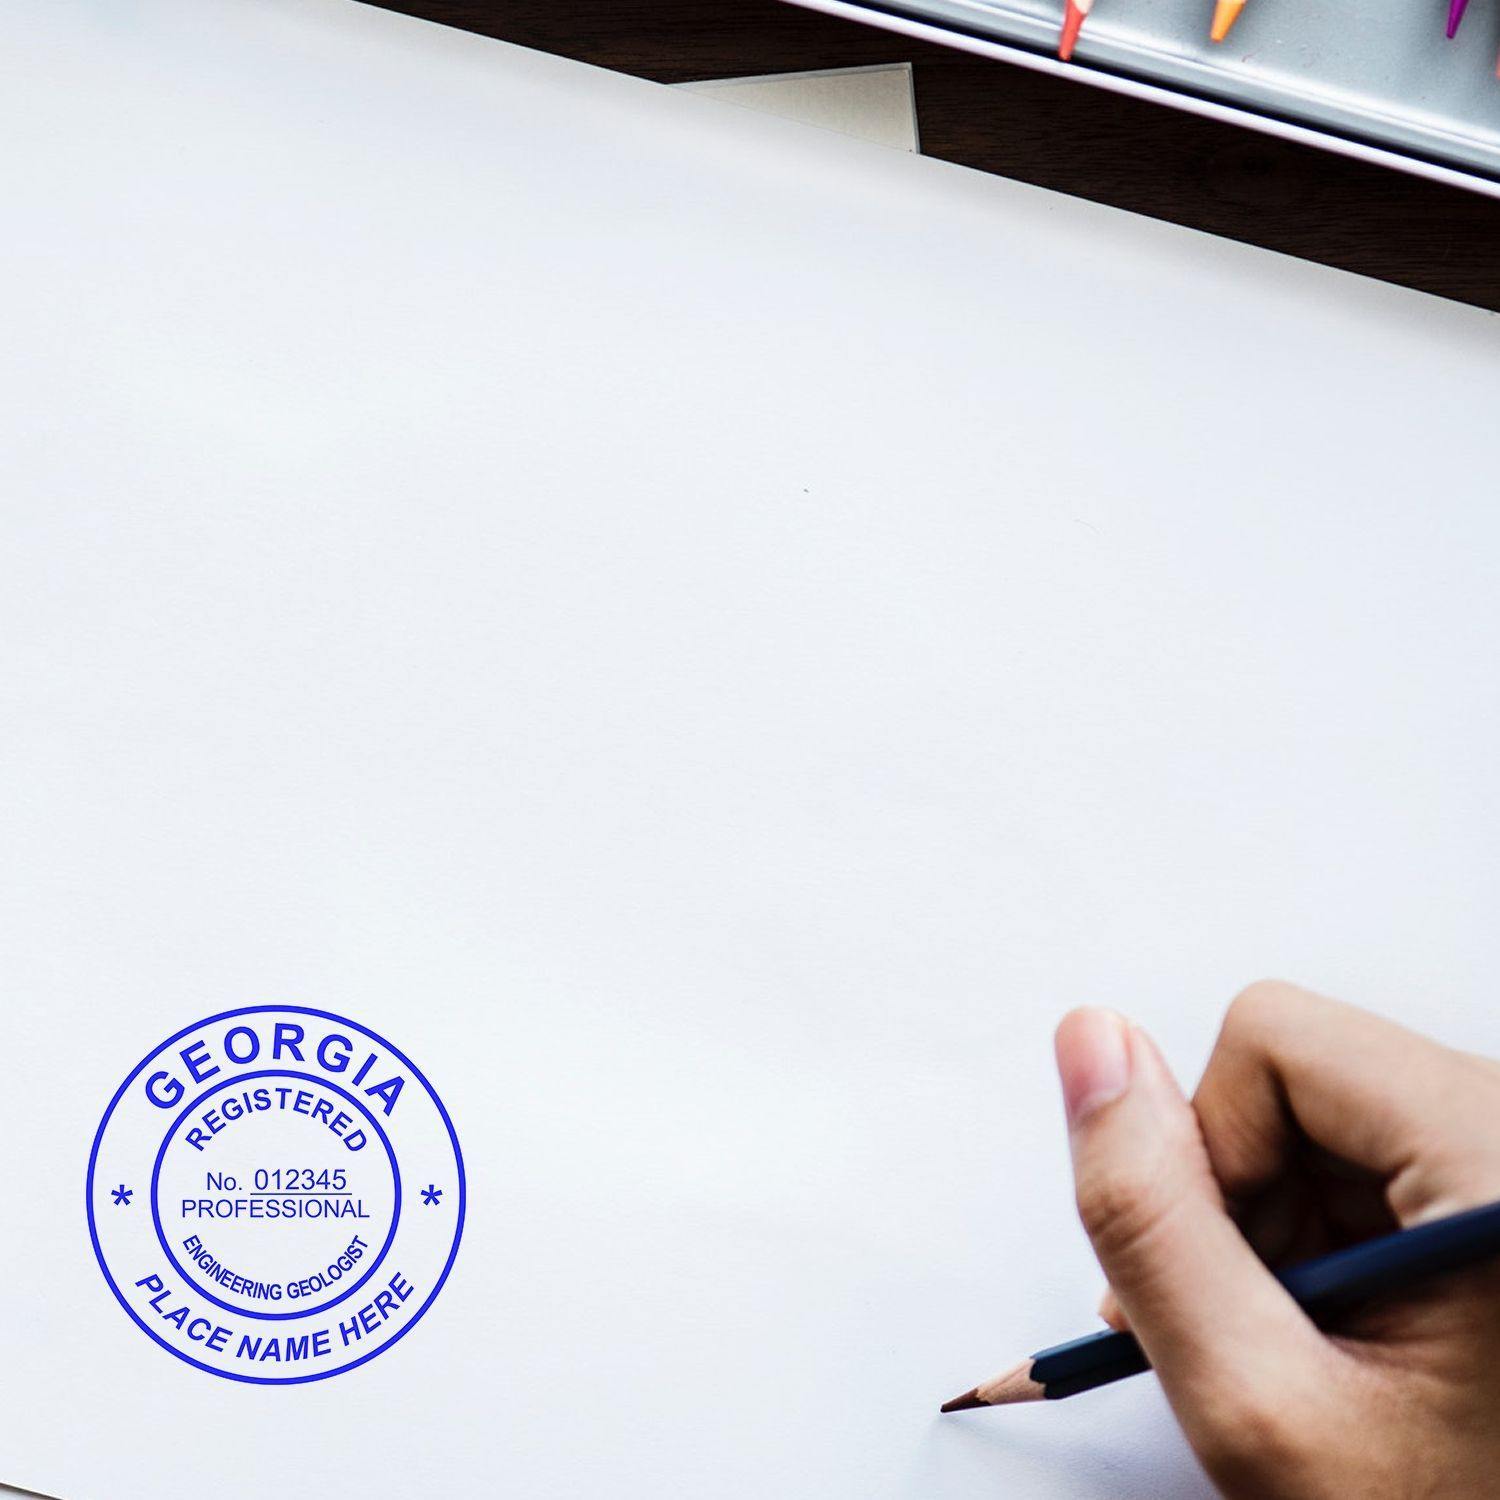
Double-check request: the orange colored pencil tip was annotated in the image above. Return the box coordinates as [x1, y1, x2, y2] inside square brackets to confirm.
[1059, 0, 1087, 60]
[1210, 0, 1246, 41]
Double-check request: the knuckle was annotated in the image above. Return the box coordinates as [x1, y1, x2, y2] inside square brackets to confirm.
[1224, 979, 1300, 1036]
[1074, 1164, 1174, 1265]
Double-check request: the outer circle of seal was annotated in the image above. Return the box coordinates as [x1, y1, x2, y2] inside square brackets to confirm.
[85, 1005, 465, 1385]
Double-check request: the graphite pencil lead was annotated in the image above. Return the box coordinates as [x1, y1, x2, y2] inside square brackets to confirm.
[940, 1359, 1046, 1412]
[939, 1388, 987, 1414]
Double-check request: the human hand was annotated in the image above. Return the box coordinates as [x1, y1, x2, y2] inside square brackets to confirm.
[1056, 982, 1500, 1499]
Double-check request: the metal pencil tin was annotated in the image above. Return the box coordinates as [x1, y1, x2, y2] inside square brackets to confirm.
[790, 0, 1500, 197]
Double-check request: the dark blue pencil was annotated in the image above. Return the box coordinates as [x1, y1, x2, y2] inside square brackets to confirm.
[940, 1198, 1500, 1411]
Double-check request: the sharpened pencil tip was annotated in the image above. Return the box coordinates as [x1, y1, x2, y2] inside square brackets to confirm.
[945, 1359, 1047, 1409]
[940, 1388, 988, 1414]
[1058, 1, 1086, 60]
[1209, 0, 1245, 41]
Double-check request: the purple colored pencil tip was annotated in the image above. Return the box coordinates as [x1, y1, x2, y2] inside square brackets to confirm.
[1446, 0, 1468, 38]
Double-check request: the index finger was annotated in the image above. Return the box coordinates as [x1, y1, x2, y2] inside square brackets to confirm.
[1191, 981, 1500, 1226]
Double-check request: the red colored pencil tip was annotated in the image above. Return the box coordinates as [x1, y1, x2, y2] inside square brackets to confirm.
[1058, 0, 1087, 60]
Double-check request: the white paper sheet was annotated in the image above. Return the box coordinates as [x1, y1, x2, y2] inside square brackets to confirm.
[678, 64, 919, 151]
[1, 2, 1498, 1497]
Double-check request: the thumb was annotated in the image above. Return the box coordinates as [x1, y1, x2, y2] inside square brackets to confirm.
[1056, 1009, 1330, 1435]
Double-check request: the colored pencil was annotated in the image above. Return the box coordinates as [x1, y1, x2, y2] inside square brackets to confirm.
[1058, 0, 1092, 60]
[1447, 0, 1470, 35]
[941, 1198, 1500, 1411]
[1210, 0, 1247, 41]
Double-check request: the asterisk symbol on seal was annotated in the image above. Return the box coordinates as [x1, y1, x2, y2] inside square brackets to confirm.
[111, 1185, 132, 1206]
[420, 1184, 442, 1206]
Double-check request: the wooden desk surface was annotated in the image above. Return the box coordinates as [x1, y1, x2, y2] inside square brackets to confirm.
[369, 0, 1500, 313]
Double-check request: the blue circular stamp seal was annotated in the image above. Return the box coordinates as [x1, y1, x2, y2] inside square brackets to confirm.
[86, 1006, 465, 1384]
